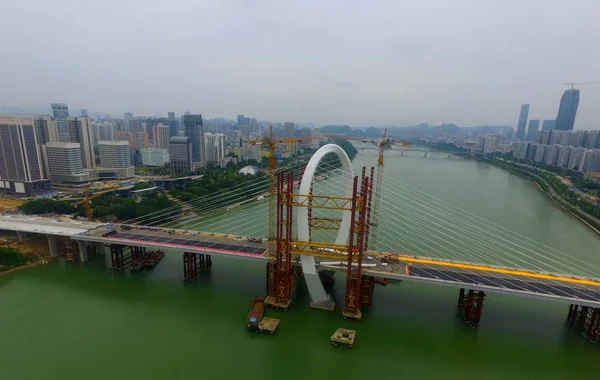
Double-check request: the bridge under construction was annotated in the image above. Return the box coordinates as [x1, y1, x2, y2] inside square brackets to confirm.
[3, 143, 600, 341]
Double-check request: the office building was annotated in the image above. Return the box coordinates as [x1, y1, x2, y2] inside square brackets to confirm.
[168, 112, 178, 137]
[515, 104, 529, 139]
[45, 142, 89, 185]
[80, 109, 89, 117]
[141, 147, 170, 167]
[154, 124, 170, 149]
[204, 132, 225, 165]
[183, 114, 204, 162]
[169, 136, 194, 172]
[124, 112, 134, 120]
[97, 141, 134, 178]
[555, 89, 580, 131]
[542, 119, 556, 131]
[526, 119, 540, 141]
[0, 116, 51, 196]
[33, 116, 59, 145]
[51, 103, 70, 141]
[99, 141, 131, 168]
[67, 117, 96, 169]
[526, 144, 538, 161]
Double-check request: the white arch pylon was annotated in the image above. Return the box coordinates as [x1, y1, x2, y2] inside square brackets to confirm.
[297, 144, 354, 310]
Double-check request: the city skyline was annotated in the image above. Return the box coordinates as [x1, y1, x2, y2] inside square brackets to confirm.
[1, 1, 600, 129]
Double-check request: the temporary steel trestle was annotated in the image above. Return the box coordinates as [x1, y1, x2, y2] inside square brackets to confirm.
[110, 244, 132, 270]
[458, 288, 485, 328]
[183, 252, 212, 282]
[567, 304, 600, 343]
[267, 166, 374, 317]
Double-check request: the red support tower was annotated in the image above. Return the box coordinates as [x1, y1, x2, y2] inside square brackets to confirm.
[457, 288, 485, 328]
[343, 173, 371, 319]
[266, 171, 294, 309]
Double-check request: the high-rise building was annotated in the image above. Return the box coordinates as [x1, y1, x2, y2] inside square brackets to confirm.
[98, 140, 134, 178]
[169, 136, 194, 172]
[568, 147, 587, 170]
[124, 112, 134, 120]
[67, 117, 96, 169]
[541, 130, 552, 145]
[98, 141, 131, 168]
[0, 116, 51, 196]
[559, 131, 571, 146]
[544, 145, 559, 166]
[51, 103, 70, 141]
[168, 112, 175, 121]
[183, 114, 204, 162]
[569, 130, 585, 148]
[585, 130, 599, 149]
[542, 119, 556, 131]
[80, 109, 89, 117]
[33, 116, 59, 145]
[133, 132, 149, 150]
[153, 124, 170, 149]
[515, 104, 529, 139]
[45, 142, 89, 185]
[141, 147, 170, 167]
[99, 123, 115, 141]
[526, 119, 540, 141]
[582, 150, 600, 172]
[534, 144, 546, 163]
[483, 136, 500, 153]
[204, 132, 225, 165]
[557, 146, 571, 167]
[284, 122, 296, 153]
[555, 89, 580, 131]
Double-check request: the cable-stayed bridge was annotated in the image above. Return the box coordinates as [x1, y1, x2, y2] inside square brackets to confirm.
[2, 144, 600, 338]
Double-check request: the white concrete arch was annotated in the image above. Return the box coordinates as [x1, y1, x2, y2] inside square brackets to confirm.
[297, 144, 354, 308]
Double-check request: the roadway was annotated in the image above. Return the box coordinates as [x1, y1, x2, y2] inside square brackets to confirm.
[2, 215, 599, 308]
[73, 224, 600, 308]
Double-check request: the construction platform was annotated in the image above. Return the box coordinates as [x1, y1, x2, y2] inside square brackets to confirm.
[343, 309, 362, 320]
[265, 296, 291, 310]
[258, 317, 280, 334]
[330, 328, 355, 347]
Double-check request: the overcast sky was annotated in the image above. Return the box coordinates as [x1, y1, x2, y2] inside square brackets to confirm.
[1, 0, 599, 129]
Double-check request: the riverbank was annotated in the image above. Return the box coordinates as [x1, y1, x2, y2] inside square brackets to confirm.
[477, 156, 600, 237]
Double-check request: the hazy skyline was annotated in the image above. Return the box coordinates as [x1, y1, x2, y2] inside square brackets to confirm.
[2, 0, 599, 129]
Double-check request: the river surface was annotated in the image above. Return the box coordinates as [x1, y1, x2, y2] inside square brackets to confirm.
[1, 150, 599, 379]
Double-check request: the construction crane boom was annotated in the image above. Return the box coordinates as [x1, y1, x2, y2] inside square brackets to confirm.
[76, 186, 119, 220]
[322, 130, 411, 249]
[564, 81, 600, 90]
[245, 126, 319, 240]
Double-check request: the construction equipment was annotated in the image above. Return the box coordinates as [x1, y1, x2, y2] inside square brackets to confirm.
[323, 129, 411, 249]
[564, 81, 600, 90]
[76, 185, 119, 220]
[245, 126, 318, 241]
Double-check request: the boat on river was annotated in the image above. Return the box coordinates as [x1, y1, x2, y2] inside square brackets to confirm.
[246, 296, 265, 330]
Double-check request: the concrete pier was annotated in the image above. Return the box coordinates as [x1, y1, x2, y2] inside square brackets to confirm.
[46, 235, 58, 256]
[77, 240, 88, 262]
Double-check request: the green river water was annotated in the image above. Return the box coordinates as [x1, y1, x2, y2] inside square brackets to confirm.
[1, 149, 599, 379]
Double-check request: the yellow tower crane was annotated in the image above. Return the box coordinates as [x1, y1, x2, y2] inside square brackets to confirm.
[246, 126, 319, 240]
[76, 186, 119, 220]
[323, 129, 411, 249]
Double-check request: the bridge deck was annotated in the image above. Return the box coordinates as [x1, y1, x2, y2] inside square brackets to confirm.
[72, 225, 600, 308]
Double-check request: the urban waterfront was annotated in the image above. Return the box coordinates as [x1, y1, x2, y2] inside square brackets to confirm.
[2, 150, 599, 379]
